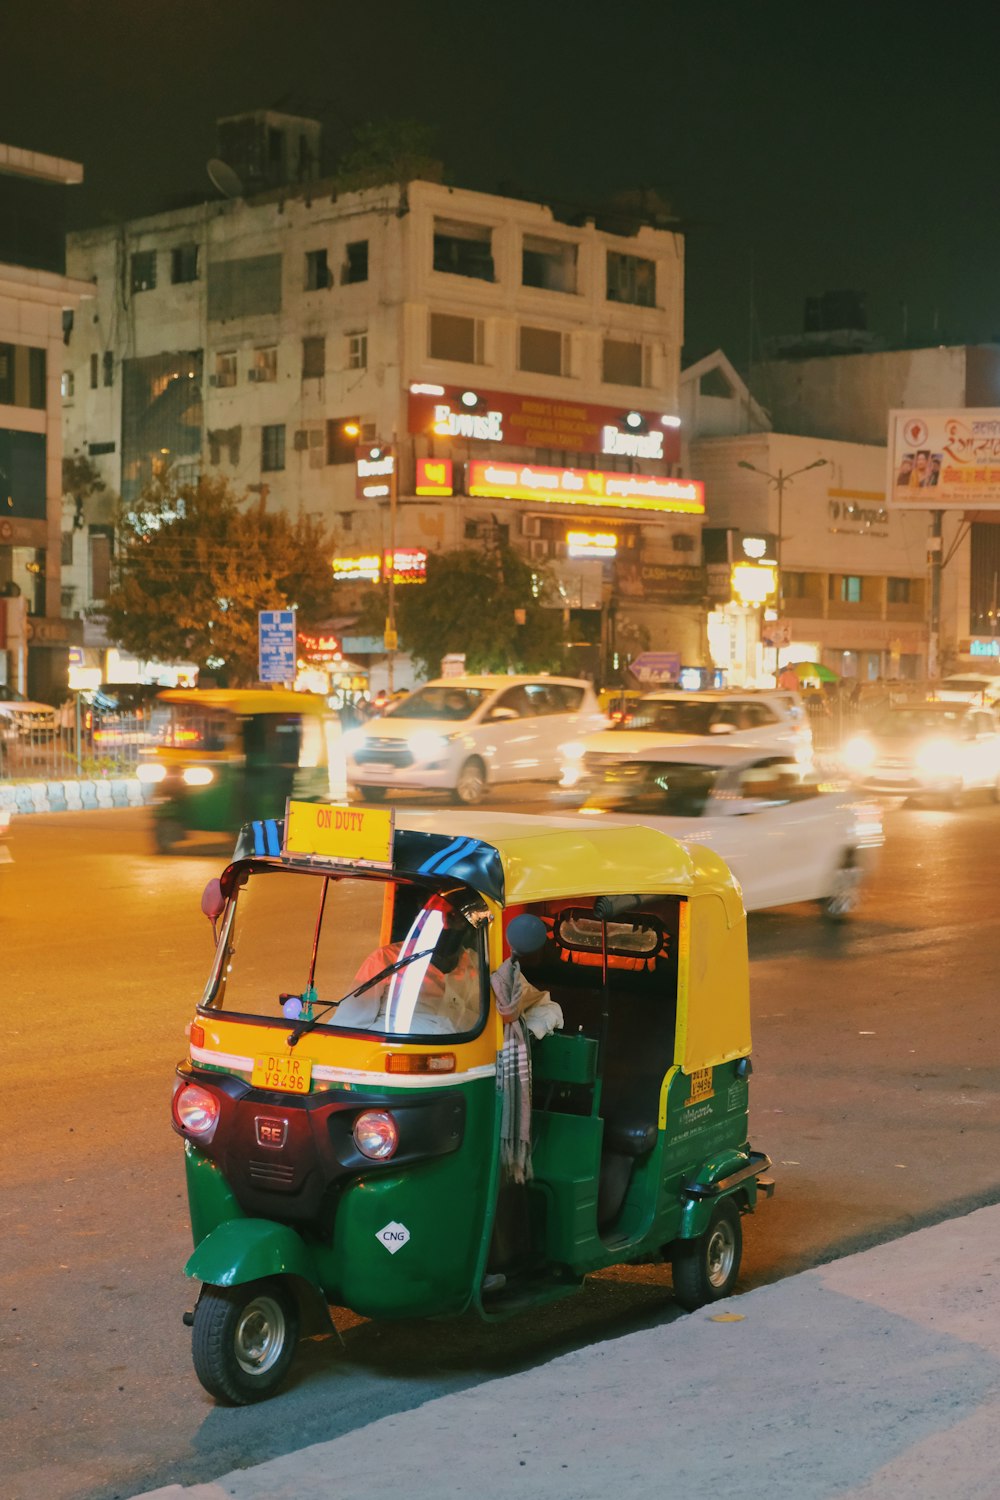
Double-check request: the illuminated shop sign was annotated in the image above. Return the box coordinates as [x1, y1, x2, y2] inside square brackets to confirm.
[386, 548, 427, 584]
[467, 460, 704, 515]
[415, 457, 455, 496]
[731, 561, 777, 606]
[333, 554, 381, 583]
[332, 551, 428, 585]
[355, 445, 395, 501]
[970, 638, 1000, 657]
[408, 384, 681, 463]
[298, 632, 343, 661]
[567, 530, 618, 559]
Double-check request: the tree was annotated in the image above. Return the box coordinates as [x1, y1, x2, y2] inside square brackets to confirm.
[332, 119, 444, 194]
[362, 544, 565, 677]
[100, 474, 334, 684]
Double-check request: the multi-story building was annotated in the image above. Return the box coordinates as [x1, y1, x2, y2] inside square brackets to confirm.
[0, 141, 91, 700]
[63, 111, 705, 685]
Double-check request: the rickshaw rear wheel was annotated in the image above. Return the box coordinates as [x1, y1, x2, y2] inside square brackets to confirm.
[153, 817, 184, 855]
[192, 1277, 299, 1405]
[671, 1197, 742, 1312]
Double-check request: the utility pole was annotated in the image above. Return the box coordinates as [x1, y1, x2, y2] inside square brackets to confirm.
[385, 444, 398, 694]
[928, 509, 943, 680]
[736, 456, 828, 679]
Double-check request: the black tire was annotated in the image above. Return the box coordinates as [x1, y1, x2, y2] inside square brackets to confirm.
[153, 817, 184, 855]
[191, 1278, 299, 1405]
[819, 856, 862, 922]
[671, 1197, 743, 1312]
[453, 757, 487, 805]
[357, 785, 387, 804]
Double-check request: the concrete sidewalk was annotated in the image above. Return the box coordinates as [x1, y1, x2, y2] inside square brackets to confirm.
[138, 1201, 1000, 1500]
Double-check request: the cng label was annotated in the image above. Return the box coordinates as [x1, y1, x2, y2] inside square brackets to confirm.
[376, 1221, 411, 1254]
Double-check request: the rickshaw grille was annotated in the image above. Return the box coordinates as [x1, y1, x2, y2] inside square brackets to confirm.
[248, 1159, 297, 1188]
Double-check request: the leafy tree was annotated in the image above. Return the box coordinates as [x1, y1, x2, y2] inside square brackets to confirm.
[360, 544, 565, 677]
[332, 119, 444, 193]
[100, 474, 334, 685]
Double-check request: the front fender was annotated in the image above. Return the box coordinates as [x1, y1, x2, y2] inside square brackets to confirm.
[184, 1216, 323, 1291]
[677, 1148, 768, 1239]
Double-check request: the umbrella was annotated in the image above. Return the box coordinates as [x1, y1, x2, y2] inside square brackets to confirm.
[789, 661, 838, 683]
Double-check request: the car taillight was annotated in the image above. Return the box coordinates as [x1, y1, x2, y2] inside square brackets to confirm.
[172, 1082, 221, 1141]
[352, 1110, 399, 1160]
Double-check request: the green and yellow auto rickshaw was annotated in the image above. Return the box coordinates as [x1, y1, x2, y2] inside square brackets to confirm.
[140, 690, 344, 853]
[172, 801, 773, 1403]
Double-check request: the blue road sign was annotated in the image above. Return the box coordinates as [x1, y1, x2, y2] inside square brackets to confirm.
[629, 651, 682, 683]
[258, 609, 297, 683]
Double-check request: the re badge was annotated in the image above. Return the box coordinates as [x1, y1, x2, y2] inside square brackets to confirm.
[376, 1221, 411, 1254]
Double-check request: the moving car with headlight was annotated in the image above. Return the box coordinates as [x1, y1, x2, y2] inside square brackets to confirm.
[560, 688, 812, 790]
[574, 743, 882, 918]
[139, 689, 344, 852]
[841, 702, 1000, 806]
[173, 800, 773, 1402]
[345, 674, 606, 805]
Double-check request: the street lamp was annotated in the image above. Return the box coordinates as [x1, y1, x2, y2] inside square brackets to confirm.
[736, 457, 828, 610]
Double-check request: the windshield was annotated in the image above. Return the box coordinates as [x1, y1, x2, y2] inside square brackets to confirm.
[619, 699, 721, 735]
[161, 702, 236, 752]
[387, 686, 486, 721]
[583, 761, 719, 817]
[204, 871, 485, 1038]
[874, 708, 964, 737]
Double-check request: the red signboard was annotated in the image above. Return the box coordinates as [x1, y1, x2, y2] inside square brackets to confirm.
[415, 457, 454, 496]
[407, 384, 681, 464]
[467, 460, 704, 515]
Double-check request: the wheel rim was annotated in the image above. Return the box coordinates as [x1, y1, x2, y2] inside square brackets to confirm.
[457, 762, 484, 803]
[706, 1219, 737, 1290]
[826, 865, 861, 917]
[233, 1295, 287, 1376]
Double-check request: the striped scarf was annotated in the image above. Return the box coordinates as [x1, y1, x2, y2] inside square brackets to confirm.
[491, 959, 533, 1184]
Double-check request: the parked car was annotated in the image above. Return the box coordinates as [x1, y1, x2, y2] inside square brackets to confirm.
[574, 743, 883, 918]
[842, 702, 1000, 805]
[934, 674, 1000, 707]
[344, 674, 607, 804]
[0, 694, 57, 738]
[560, 688, 813, 790]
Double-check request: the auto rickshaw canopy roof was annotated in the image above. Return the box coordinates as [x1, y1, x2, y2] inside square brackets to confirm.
[158, 688, 332, 718]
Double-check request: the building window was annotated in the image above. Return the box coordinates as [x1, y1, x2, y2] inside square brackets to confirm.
[305, 248, 330, 290]
[606, 251, 656, 307]
[343, 240, 368, 284]
[90, 353, 99, 390]
[89, 526, 114, 600]
[347, 331, 367, 370]
[61, 370, 74, 400]
[602, 338, 644, 386]
[61, 530, 74, 566]
[0, 342, 45, 408]
[214, 351, 237, 388]
[261, 424, 286, 472]
[130, 250, 157, 293]
[831, 574, 862, 603]
[429, 312, 485, 364]
[251, 346, 277, 382]
[433, 220, 494, 281]
[171, 244, 199, 284]
[518, 325, 566, 377]
[302, 336, 325, 379]
[887, 576, 911, 604]
[102, 351, 114, 388]
[522, 235, 577, 293]
[783, 571, 808, 598]
[326, 418, 360, 465]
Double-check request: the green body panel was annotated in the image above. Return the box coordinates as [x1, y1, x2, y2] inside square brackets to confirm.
[657, 1064, 752, 1243]
[160, 768, 239, 834]
[327, 1078, 496, 1318]
[185, 1216, 322, 1288]
[160, 764, 327, 835]
[532, 1032, 598, 1086]
[184, 1140, 246, 1247]
[529, 1111, 604, 1263]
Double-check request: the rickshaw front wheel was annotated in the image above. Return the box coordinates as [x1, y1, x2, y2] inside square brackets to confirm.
[671, 1197, 742, 1312]
[192, 1277, 299, 1405]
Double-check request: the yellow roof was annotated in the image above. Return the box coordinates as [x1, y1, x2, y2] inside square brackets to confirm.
[395, 809, 743, 915]
[157, 689, 331, 717]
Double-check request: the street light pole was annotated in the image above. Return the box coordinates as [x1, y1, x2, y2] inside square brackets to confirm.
[386, 447, 398, 695]
[736, 457, 828, 612]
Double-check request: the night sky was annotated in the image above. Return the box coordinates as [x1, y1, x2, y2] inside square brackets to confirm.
[7, 0, 1000, 368]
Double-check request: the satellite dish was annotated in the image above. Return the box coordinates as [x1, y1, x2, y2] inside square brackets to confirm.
[206, 159, 244, 199]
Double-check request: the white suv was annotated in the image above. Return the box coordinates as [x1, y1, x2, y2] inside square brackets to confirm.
[345, 675, 607, 804]
[560, 688, 813, 789]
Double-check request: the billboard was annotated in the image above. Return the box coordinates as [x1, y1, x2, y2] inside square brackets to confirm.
[888, 408, 1000, 510]
[467, 460, 704, 515]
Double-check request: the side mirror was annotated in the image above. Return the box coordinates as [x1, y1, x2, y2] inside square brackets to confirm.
[709, 721, 734, 735]
[201, 878, 226, 942]
[488, 706, 518, 722]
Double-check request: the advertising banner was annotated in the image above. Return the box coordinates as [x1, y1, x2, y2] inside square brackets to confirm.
[468, 460, 704, 516]
[888, 409, 1000, 510]
[615, 561, 706, 603]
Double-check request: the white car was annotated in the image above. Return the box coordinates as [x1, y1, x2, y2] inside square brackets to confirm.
[934, 674, 1000, 707]
[560, 688, 813, 790]
[572, 742, 883, 918]
[842, 702, 1000, 805]
[345, 675, 607, 805]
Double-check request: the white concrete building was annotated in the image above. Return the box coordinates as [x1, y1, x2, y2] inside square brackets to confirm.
[0, 142, 91, 700]
[63, 117, 703, 681]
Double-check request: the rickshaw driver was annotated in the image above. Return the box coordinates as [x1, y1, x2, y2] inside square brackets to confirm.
[337, 897, 482, 1035]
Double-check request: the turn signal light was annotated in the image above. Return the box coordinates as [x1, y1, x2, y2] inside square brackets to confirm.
[385, 1052, 456, 1074]
[188, 1023, 205, 1049]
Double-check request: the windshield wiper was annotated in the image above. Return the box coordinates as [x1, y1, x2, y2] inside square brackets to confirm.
[286, 948, 436, 1047]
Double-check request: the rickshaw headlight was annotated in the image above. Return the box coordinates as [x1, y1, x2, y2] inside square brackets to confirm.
[842, 734, 876, 772]
[353, 1109, 399, 1160]
[172, 1082, 221, 1141]
[137, 762, 166, 784]
[182, 765, 215, 786]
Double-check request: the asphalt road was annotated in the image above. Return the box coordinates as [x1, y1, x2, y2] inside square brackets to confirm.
[3, 795, 999, 1500]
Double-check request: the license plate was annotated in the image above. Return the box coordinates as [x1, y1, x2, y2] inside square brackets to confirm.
[252, 1053, 313, 1093]
[365, 763, 393, 773]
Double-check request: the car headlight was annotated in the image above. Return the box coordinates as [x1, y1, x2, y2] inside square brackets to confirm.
[842, 735, 876, 772]
[914, 737, 954, 774]
[409, 730, 450, 762]
[136, 762, 166, 784]
[182, 766, 214, 786]
[560, 741, 585, 762]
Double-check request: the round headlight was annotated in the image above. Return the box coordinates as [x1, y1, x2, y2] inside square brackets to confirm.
[353, 1109, 399, 1160]
[172, 1082, 221, 1141]
[137, 762, 167, 784]
[182, 766, 215, 786]
[842, 735, 876, 772]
